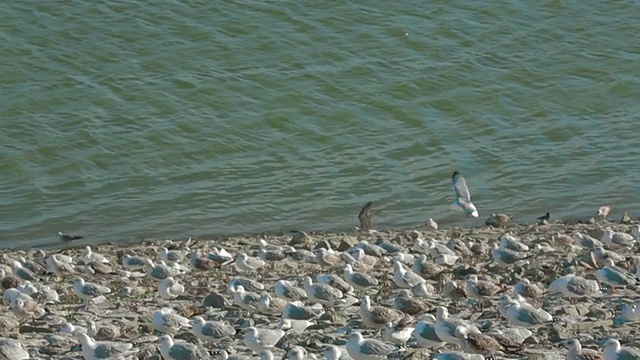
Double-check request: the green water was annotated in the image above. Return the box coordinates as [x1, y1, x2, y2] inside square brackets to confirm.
[1, 1, 639, 248]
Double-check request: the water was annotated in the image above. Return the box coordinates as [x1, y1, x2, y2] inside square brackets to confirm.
[1, 1, 639, 248]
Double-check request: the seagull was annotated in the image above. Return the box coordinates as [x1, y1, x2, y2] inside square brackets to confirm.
[393, 261, 425, 289]
[618, 303, 640, 323]
[243, 327, 286, 353]
[465, 274, 504, 299]
[191, 316, 235, 342]
[357, 201, 374, 233]
[346, 331, 395, 360]
[274, 280, 307, 301]
[394, 289, 434, 315]
[276, 318, 315, 335]
[601, 229, 635, 249]
[450, 171, 479, 218]
[443, 281, 468, 301]
[144, 259, 172, 280]
[498, 294, 528, 318]
[207, 247, 235, 265]
[355, 240, 387, 257]
[72, 277, 111, 306]
[574, 232, 603, 249]
[10, 298, 40, 320]
[344, 264, 379, 290]
[160, 247, 188, 263]
[76, 331, 137, 360]
[58, 231, 83, 242]
[152, 308, 191, 333]
[597, 206, 611, 220]
[227, 277, 265, 295]
[603, 339, 640, 360]
[433, 352, 485, 360]
[258, 292, 288, 315]
[11, 261, 39, 282]
[314, 248, 343, 267]
[382, 318, 415, 346]
[0, 338, 29, 360]
[514, 278, 546, 299]
[282, 301, 325, 320]
[414, 314, 446, 349]
[189, 251, 220, 271]
[232, 285, 261, 313]
[427, 218, 439, 230]
[359, 295, 405, 328]
[350, 248, 378, 268]
[257, 248, 287, 264]
[303, 276, 346, 306]
[159, 277, 185, 300]
[455, 326, 522, 357]
[80, 246, 109, 265]
[121, 254, 147, 270]
[235, 252, 265, 273]
[504, 300, 554, 328]
[499, 235, 529, 252]
[284, 346, 308, 360]
[486, 213, 512, 227]
[562, 338, 603, 360]
[595, 259, 637, 290]
[60, 321, 87, 335]
[212, 350, 252, 360]
[159, 334, 208, 360]
[316, 273, 354, 294]
[322, 344, 346, 360]
[86, 320, 121, 341]
[490, 243, 530, 266]
[16, 281, 37, 296]
[549, 274, 602, 301]
[434, 306, 480, 346]
[593, 245, 625, 265]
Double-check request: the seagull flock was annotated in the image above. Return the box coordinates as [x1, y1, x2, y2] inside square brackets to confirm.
[0, 171, 639, 360]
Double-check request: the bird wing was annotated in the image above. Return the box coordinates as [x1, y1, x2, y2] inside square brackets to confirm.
[358, 202, 373, 231]
[169, 343, 199, 360]
[452, 171, 472, 202]
[360, 338, 394, 355]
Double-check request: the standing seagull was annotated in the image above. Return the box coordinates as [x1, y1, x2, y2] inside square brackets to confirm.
[358, 202, 374, 233]
[450, 171, 479, 218]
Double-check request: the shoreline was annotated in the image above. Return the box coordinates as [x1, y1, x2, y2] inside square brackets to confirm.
[0, 216, 638, 359]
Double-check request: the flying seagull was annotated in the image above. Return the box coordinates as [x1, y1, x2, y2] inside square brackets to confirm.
[450, 171, 478, 218]
[358, 202, 374, 233]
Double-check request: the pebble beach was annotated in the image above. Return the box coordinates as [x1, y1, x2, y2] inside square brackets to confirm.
[1, 208, 640, 360]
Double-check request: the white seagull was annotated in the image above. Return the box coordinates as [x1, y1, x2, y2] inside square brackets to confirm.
[450, 171, 479, 218]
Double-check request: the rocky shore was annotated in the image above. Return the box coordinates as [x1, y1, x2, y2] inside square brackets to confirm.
[1, 212, 640, 359]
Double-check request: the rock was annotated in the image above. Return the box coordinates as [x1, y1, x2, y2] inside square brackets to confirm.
[401, 349, 431, 360]
[289, 231, 311, 246]
[526, 349, 565, 360]
[19, 325, 50, 334]
[313, 240, 333, 251]
[202, 292, 228, 308]
[567, 319, 614, 331]
[407, 230, 422, 240]
[548, 323, 571, 342]
[337, 237, 357, 252]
